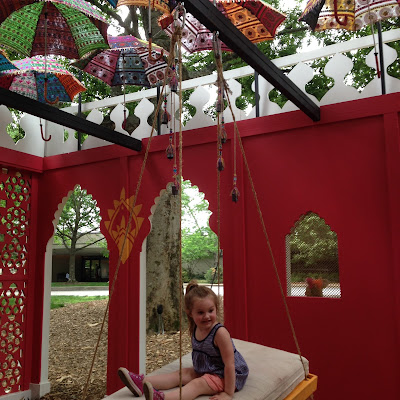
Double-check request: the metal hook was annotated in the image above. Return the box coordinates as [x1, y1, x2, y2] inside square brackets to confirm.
[148, 38, 164, 62]
[40, 119, 51, 142]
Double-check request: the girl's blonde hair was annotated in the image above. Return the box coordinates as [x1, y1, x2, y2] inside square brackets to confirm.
[185, 280, 219, 336]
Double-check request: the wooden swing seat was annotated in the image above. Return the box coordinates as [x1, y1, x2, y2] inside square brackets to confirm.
[107, 339, 317, 400]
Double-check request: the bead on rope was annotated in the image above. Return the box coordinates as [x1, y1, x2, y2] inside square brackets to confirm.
[230, 174, 240, 203]
[166, 129, 175, 159]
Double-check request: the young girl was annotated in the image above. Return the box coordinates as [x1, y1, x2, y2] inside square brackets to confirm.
[118, 281, 249, 400]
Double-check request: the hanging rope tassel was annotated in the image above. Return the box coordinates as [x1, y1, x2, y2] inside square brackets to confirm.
[218, 117, 227, 144]
[231, 175, 240, 203]
[217, 149, 225, 171]
[166, 130, 175, 159]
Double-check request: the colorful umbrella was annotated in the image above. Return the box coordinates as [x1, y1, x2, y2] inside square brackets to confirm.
[116, 0, 172, 14]
[0, 0, 109, 59]
[162, 0, 286, 53]
[0, 49, 18, 72]
[0, 56, 86, 103]
[299, 0, 400, 31]
[72, 35, 169, 87]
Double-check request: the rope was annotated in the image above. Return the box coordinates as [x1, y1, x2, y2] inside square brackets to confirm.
[216, 58, 309, 379]
[177, 28, 184, 400]
[81, 26, 183, 400]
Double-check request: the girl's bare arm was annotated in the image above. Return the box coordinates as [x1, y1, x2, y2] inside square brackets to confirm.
[212, 327, 235, 399]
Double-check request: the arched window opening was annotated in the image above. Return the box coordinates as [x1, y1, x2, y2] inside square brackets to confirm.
[286, 212, 341, 298]
[52, 185, 109, 283]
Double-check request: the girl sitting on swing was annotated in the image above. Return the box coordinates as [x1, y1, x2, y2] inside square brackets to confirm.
[118, 280, 249, 400]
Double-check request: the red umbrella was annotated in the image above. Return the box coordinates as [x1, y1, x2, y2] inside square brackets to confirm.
[72, 35, 169, 87]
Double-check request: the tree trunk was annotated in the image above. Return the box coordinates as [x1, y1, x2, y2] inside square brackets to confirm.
[146, 184, 186, 333]
[68, 251, 77, 282]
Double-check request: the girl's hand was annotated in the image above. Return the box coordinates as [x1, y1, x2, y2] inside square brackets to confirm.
[209, 392, 233, 400]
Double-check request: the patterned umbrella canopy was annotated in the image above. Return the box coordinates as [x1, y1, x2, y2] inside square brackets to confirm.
[116, 0, 173, 14]
[299, 0, 400, 31]
[162, 0, 286, 53]
[0, 0, 109, 59]
[0, 56, 86, 103]
[0, 49, 18, 72]
[72, 35, 169, 87]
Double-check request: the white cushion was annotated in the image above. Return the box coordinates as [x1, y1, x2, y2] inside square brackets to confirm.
[107, 339, 309, 400]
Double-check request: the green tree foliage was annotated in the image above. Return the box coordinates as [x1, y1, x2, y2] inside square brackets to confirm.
[54, 185, 106, 281]
[289, 212, 338, 278]
[181, 180, 217, 277]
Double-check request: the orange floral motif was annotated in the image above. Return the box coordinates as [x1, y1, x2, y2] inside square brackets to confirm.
[104, 188, 144, 264]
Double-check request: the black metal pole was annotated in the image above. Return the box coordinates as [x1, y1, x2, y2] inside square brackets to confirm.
[254, 71, 260, 117]
[377, 22, 386, 95]
[78, 70, 82, 150]
[157, 82, 161, 135]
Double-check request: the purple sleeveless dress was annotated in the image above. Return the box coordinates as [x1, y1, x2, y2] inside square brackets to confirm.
[191, 323, 249, 391]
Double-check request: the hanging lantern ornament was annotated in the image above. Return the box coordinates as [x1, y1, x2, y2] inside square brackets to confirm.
[169, 63, 178, 92]
[162, 95, 171, 125]
[231, 174, 240, 203]
[166, 129, 175, 159]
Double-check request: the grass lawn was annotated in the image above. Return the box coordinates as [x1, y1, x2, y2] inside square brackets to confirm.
[51, 282, 109, 287]
[51, 295, 108, 309]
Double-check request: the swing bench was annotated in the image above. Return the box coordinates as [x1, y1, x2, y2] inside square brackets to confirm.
[107, 339, 317, 400]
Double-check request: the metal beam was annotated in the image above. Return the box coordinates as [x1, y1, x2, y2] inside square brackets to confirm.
[0, 87, 142, 152]
[183, 0, 320, 122]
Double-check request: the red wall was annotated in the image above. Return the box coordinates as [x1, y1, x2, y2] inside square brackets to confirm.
[1, 93, 399, 399]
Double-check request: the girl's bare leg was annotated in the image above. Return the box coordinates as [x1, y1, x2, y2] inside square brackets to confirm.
[163, 377, 216, 400]
[144, 368, 198, 390]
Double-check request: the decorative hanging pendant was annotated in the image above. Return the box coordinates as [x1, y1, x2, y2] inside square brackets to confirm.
[231, 175, 239, 202]
[162, 95, 170, 125]
[122, 108, 127, 131]
[162, 110, 171, 125]
[231, 186, 240, 202]
[219, 117, 227, 144]
[166, 130, 175, 159]
[217, 156, 225, 172]
[169, 64, 178, 92]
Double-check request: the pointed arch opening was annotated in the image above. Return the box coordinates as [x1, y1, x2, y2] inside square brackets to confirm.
[286, 212, 341, 298]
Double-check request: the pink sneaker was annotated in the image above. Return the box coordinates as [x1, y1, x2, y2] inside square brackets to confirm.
[118, 367, 144, 397]
[143, 381, 165, 400]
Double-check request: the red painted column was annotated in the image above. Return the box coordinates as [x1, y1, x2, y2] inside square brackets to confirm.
[383, 112, 400, 380]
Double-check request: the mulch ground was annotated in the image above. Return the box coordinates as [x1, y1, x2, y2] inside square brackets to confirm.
[41, 300, 191, 400]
